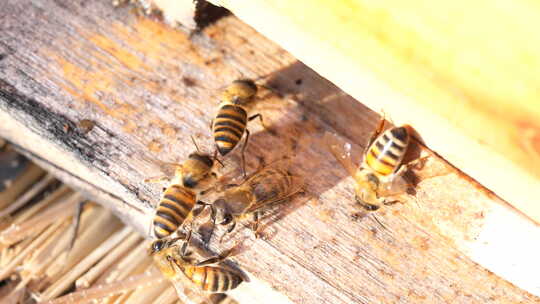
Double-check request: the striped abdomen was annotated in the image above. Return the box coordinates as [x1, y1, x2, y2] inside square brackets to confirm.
[365, 126, 410, 177]
[213, 104, 247, 156]
[153, 185, 196, 239]
[183, 265, 243, 293]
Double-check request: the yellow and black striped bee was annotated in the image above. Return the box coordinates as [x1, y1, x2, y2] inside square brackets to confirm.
[149, 235, 244, 302]
[147, 142, 218, 239]
[325, 118, 418, 212]
[212, 79, 265, 175]
[204, 160, 303, 237]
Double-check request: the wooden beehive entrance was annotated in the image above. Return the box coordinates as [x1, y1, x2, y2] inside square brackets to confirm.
[0, 1, 539, 303]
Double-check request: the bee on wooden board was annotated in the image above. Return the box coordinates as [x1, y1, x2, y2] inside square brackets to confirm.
[325, 118, 425, 212]
[146, 138, 220, 239]
[200, 159, 303, 238]
[212, 79, 268, 176]
[149, 233, 244, 302]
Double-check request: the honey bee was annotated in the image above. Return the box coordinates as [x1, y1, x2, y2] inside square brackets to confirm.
[146, 139, 219, 239]
[212, 79, 266, 175]
[325, 118, 420, 212]
[203, 160, 303, 237]
[149, 234, 244, 302]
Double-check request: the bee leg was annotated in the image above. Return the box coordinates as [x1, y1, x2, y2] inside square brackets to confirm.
[195, 245, 236, 266]
[241, 129, 250, 178]
[394, 156, 430, 178]
[226, 220, 236, 234]
[213, 150, 225, 168]
[180, 230, 192, 257]
[219, 220, 236, 243]
[192, 200, 209, 217]
[363, 115, 386, 154]
[408, 155, 430, 171]
[382, 199, 400, 206]
[209, 118, 214, 131]
[194, 201, 217, 241]
[248, 113, 267, 130]
[218, 218, 236, 243]
[251, 212, 262, 238]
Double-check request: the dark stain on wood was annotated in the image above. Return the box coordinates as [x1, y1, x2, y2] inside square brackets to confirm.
[0, 80, 104, 165]
[194, 0, 231, 31]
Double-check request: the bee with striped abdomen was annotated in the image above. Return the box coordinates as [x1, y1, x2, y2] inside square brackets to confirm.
[325, 118, 421, 212]
[202, 159, 303, 238]
[146, 139, 219, 239]
[212, 79, 266, 176]
[149, 234, 244, 302]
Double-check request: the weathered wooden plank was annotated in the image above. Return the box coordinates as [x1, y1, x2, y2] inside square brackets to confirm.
[207, 0, 540, 226]
[0, 1, 538, 303]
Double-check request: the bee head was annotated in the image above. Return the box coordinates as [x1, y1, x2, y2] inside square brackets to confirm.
[222, 79, 258, 105]
[354, 195, 381, 212]
[149, 239, 166, 255]
[182, 153, 215, 189]
[354, 172, 381, 212]
[188, 152, 214, 168]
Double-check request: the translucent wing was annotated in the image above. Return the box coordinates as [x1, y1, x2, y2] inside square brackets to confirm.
[245, 175, 303, 214]
[378, 175, 409, 197]
[323, 131, 358, 178]
[139, 154, 181, 178]
[168, 273, 212, 304]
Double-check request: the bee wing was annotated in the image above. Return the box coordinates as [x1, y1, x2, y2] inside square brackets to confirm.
[245, 175, 303, 214]
[323, 131, 358, 178]
[378, 175, 409, 197]
[138, 150, 183, 176]
[168, 273, 212, 304]
[156, 161, 183, 176]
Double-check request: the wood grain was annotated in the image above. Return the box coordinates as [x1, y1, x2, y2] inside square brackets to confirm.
[207, 0, 540, 226]
[0, 1, 538, 303]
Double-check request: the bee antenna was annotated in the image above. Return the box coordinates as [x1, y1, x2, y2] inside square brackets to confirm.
[252, 72, 287, 97]
[236, 71, 283, 97]
[252, 71, 274, 83]
[191, 136, 201, 153]
[372, 214, 390, 232]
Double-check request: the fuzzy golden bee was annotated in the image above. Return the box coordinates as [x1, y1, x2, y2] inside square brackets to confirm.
[149, 235, 244, 300]
[325, 118, 419, 212]
[147, 146, 218, 239]
[202, 160, 303, 237]
[212, 79, 266, 175]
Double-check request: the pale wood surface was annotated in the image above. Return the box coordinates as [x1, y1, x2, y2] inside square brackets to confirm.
[207, 0, 540, 226]
[0, 1, 538, 303]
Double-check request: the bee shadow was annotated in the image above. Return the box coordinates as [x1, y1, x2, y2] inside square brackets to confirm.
[204, 61, 434, 244]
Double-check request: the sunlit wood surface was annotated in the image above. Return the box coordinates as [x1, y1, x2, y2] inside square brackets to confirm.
[209, 0, 540, 226]
[0, 1, 538, 303]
